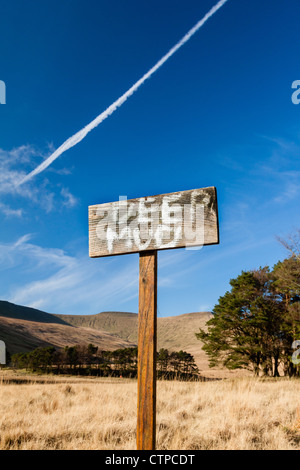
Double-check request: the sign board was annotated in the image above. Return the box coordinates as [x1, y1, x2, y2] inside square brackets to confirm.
[89, 187, 219, 258]
[0, 340, 6, 365]
[89, 185, 220, 450]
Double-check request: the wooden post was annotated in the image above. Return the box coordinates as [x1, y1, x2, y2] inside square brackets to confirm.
[137, 250, 157, 450]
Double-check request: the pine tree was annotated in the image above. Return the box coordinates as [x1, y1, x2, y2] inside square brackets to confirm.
[272, 256, 300, 376]
[196, 269, 283, 376]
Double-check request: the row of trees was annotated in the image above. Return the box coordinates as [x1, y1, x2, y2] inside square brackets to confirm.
[157, 348, 198, 376]
[11, 345, 138, 376]
[11, 345, 199, 379]
[197, 231, 300, 377]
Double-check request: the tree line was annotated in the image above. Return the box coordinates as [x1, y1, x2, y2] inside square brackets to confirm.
[197, 231, 300, 377]
[10, 345, 199, 380]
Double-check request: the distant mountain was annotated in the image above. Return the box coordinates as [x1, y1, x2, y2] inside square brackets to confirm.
[0, 300, 232, 377]
[0, 300, 68, 325]
[55, 311, 213, 365]
[0, 301, 135, 354]
[55, 311, 139, 342]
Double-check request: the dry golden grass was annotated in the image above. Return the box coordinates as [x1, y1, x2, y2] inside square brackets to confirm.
[0, 374, 300, 450]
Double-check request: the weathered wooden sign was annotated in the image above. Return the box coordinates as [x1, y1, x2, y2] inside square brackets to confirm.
[89, 187, 219, 258]
[89, 186, 219, 451]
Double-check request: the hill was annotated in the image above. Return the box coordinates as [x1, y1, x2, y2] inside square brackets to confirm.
[55, 311, 138, 342]
[0, 300, 68, 325]
[0, 302, 135, 354]
[0, 301, 240, 377]
[55, 310, 213, 367]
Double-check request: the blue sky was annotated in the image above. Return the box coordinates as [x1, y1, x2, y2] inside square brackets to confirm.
[0, 0, 300, 316]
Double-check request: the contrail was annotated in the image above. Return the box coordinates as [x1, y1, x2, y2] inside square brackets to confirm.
[18, 0, 229, 186]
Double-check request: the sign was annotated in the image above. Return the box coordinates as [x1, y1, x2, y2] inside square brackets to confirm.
[89, 186, 219, 450]
[89, 187, 219, 258]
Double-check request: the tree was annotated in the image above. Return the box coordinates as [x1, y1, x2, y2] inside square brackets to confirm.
[272, 254, 300, 376]
[108, 347, 137, 375]
[197, 269, 284, 376]
[273, 257, 300, 306]
[277, 229, 300, 260]
[64, 346, 79, 369]
[157, 348, 169, 374]
[87, 343, 98, 363]
[164, 350, 198, 378]
[11, 352, 29, 369]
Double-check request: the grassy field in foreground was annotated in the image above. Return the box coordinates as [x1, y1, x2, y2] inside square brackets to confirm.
[0, 373, 300, 450]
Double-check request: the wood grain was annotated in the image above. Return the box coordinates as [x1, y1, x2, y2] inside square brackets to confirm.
[137, 251, 157, 450]
[89, 187, 219, 258]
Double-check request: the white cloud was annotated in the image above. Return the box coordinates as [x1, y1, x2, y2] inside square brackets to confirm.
[0, 202, 23, 218]
[256, 165, 300, 205]
[0, 235, 139, 314]
[61, 187, 78, 208]
[0, 145, 78, 216]
[0, 234, 75, 272]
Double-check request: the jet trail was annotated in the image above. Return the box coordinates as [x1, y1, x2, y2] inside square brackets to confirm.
[18, 0, 229, 186]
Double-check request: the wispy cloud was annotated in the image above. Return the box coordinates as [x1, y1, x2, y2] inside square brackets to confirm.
[0, 202, 23, 218]
[0, 235, 139, 314]
[271, 172, 300, 204]
[254, 135, 300, 205]
[258, 135, 300, 160]
[219, 133, 300, 215]
[0, 234, 75, 271]
[0, 145, 78, 216]
[60, 187, 78, 208]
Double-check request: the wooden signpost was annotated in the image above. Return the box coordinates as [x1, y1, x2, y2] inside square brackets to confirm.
[89, 186, 219, 450]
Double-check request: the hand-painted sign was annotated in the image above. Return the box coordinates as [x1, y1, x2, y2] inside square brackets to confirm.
[89, 187, 219, 258]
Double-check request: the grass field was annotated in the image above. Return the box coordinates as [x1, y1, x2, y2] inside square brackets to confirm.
[0, 372, 300, 450]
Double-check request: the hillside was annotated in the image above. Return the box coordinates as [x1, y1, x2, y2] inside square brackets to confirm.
[0, 301, 240, 377]
[0, 302, 135, 354]
[0, 300, 68, 325]
[55, 311, 212, 363]
[0, 316, 135, 354]
[55, 311, 138, 343]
